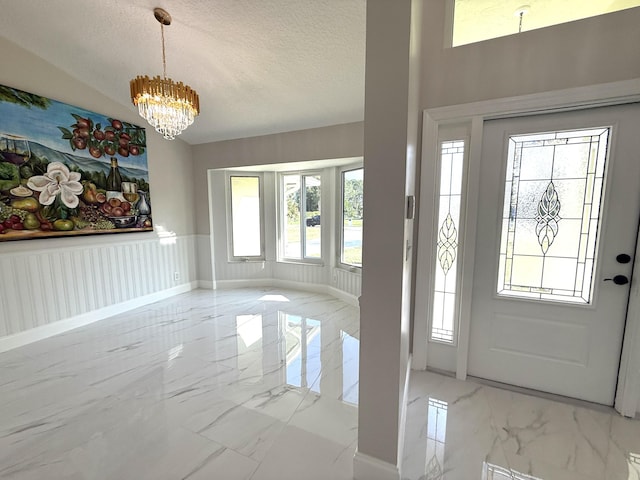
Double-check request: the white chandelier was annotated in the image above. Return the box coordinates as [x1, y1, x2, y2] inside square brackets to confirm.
[130, 8, 200, 140]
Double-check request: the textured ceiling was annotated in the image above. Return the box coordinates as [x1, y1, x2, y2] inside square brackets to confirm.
[0, 0, 366, 145]
[2, 1, 635, 146]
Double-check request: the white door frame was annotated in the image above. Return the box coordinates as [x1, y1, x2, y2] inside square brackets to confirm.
[413, 79, 640, 416]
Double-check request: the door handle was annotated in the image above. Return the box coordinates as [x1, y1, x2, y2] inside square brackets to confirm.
[604, 275, 629, 285]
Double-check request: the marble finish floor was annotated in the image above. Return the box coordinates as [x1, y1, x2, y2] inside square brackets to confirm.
[0, 288, 359, 480]
[3, 287, 640, 479]
[402, 370, 640, 480]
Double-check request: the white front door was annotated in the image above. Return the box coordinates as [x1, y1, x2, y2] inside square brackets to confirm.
[468, 104, 640, 405]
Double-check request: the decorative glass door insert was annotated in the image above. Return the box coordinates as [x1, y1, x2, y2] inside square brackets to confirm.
[497, 127, 610, 303]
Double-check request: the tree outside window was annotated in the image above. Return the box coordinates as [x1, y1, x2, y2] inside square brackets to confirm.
[341, 168, 363, 267]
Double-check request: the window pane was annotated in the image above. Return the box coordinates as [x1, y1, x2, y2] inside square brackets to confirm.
[341, 168, 363, 267]
[452, 1, 640, 47]
[497, 128, 610, 304]
[283, 174, 301, 258]
[304, 175, 321, 258]
[230, 176, 261, 257]
[431, 140, 464, 344]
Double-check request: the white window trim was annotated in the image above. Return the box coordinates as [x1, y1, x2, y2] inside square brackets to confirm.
[277, 170, 324, 265]
[225, 171, 265, 262]
[411, 79, 640, 417]
[337, 163, 364, 271]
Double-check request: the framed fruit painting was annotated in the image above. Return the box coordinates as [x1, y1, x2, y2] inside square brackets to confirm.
[0, 84, 152, 241]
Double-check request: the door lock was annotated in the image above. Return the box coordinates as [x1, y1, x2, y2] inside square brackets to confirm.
[616, 253, 632, 264]
[604, 275, 630, 285]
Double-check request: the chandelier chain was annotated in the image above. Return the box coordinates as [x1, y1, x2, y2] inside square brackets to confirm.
[518, 12, 524, 33]
[161, 23, 167, 79]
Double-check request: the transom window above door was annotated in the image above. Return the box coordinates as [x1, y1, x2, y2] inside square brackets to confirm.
[451, 1, 640, 47]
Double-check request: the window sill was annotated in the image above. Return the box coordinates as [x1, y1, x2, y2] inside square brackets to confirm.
[276, 259, 325, 267]
[336, 264, 361, 274]
[428, 338, 456, 347]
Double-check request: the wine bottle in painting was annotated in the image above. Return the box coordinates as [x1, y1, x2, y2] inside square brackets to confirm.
[106, 157, 123, 200]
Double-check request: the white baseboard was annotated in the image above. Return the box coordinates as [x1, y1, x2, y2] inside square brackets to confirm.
[0, 282, 197, 353]
[216, 278, 273, 289]
[353, 451, 400, 480]
[327, 285, 360, 307]
[215, 278, 359, 306]
[198, 280, 215, 289]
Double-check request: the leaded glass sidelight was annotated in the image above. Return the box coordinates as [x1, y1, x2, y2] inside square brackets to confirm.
[430, 140, 465, 343]
[497, 128, 610, 303]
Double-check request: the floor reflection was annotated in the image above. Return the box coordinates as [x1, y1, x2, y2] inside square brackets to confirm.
[629, 453, 640, 480]
[483, 463, 541, 480]
[341, 331, 359, 405]
[279, 311, 359, 405]
[282, 312, 322, 392]
[236, 314, 263, 349]
[425, 398, 447, 478]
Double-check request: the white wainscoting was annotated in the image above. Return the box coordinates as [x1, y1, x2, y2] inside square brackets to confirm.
[215, 263, 361, 306]
[0, 234, 198, 344]
[195, 233, 214, 288]
[217, 259, 274, 281]
[333, 267, 362, 298]
[0, 233, 361, 351]
[195, 233, 361, 303]
[273, 261, 329, 285]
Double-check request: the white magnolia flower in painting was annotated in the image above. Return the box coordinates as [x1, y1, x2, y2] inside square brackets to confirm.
[27, 161, 83, 208]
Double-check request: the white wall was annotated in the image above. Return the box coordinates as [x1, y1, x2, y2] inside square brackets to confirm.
[192, 122, 364, 295]
[193, 122, 363, 233]
[0, 37, 197, 344]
